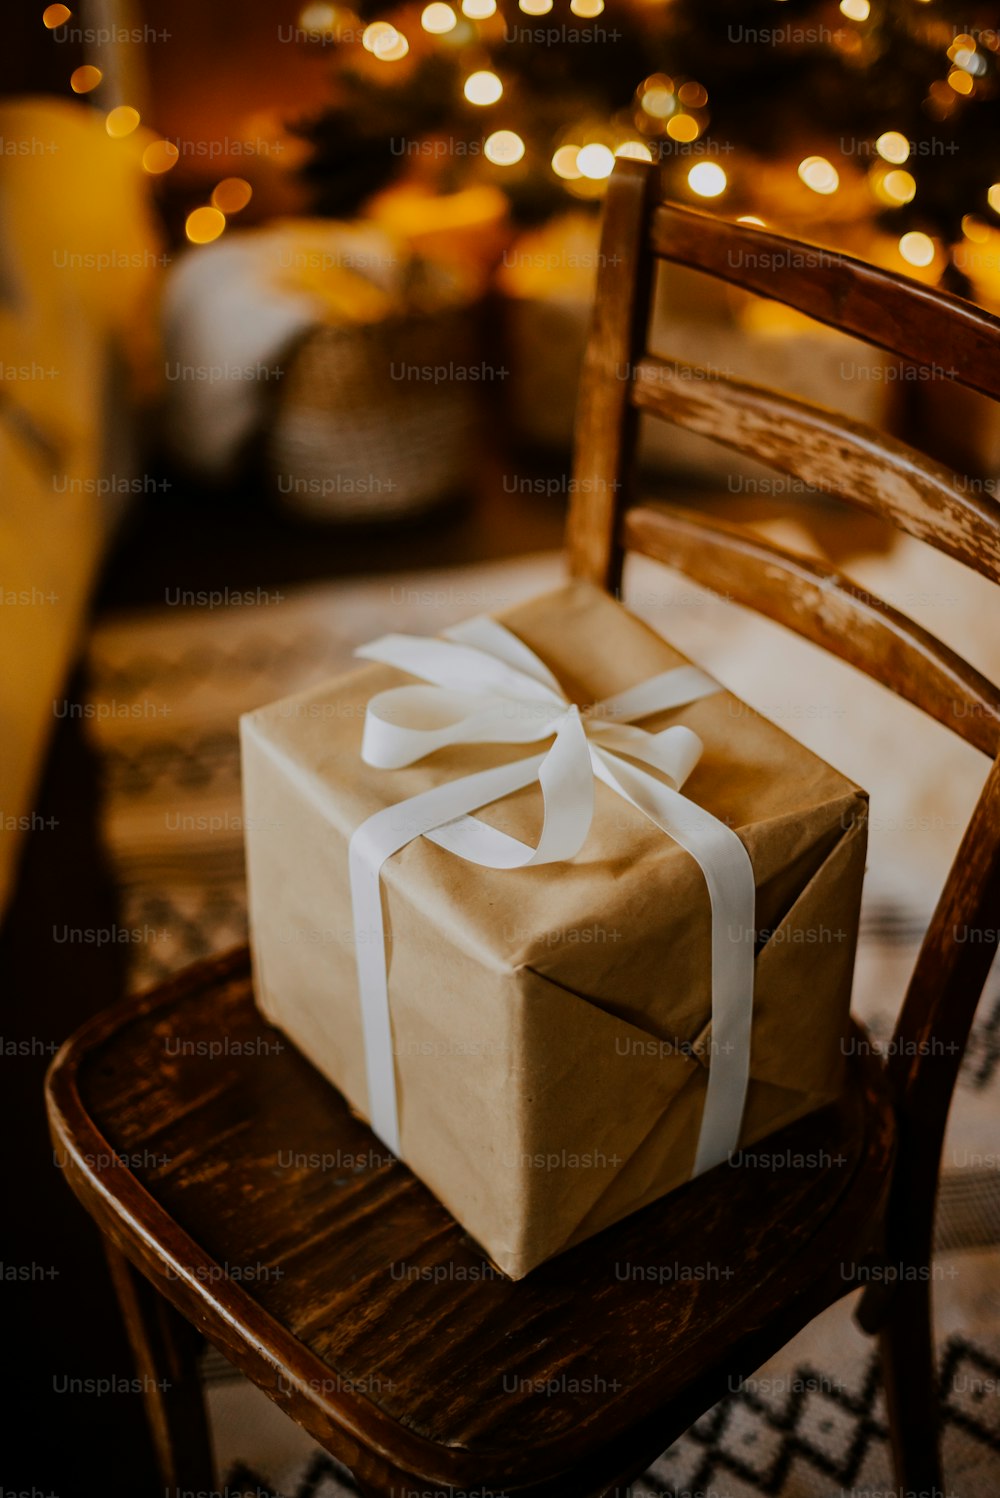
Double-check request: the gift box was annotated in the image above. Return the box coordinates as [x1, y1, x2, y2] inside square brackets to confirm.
[240, 581, 867, 1278]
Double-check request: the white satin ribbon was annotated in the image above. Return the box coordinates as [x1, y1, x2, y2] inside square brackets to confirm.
[348, 616, 756, 1176]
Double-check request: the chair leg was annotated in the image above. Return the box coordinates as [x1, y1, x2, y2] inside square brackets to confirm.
[878, 1275, 943, 1494]
[104, 1239, 215, 1493]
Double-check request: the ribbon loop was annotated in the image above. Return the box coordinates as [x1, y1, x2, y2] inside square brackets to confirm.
[361, 686, 564, 769]
[357, 632, 565, 705]
[587, 719, 704, 790]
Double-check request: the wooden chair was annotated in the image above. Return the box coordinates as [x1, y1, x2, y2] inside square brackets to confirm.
[47, 159, 1000, 1498]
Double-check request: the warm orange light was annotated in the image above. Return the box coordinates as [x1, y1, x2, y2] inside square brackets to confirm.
[142, 139, 180, 174]
[185, 207, 226, 244]
[464, 70, 503, 104]
[677, 81, 707, 108]
[362, 21, 408, 57]
[798, 155, 839, 194]
[70, 64, 102, 93]
[688, 162, 727, 197]
[876, 131, 910, 164]
[43, 4, 71, 26]
[882, 169, 916, 204]
[211, 177, 253, 213]
[641, 87, 675, 119]
[615, 141, 653, 162]
[105, 105, 141, 137]
[377, 28, 409, 58]
[421, 2, 457, 32]
[551, 145, 581, 180]
[898, 231, 935, 267]
[576, 143, 615, 179]
[484, 130, 524, 165]
[962, 215, 990, 242]
[299, 2, 337, 28]
[666, 114, 699, 142]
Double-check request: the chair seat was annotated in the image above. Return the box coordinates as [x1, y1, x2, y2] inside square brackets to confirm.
[47, 947, 895, 1497]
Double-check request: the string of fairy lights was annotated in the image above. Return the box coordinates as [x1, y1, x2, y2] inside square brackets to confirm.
[40, 0, 1000, 274]
[40, 1, 253, 242]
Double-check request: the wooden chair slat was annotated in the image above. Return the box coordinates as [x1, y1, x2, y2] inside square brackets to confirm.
[649, 196, 1000, 402]
[629, 356, 1000, 586]
[623, 503, 1000, 757]
[568, 161, 658, 591]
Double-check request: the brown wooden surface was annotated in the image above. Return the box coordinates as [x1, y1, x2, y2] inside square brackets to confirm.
[48, 948, 895, 1497]
[568, 160, 657, 591]
[623, 502, 1000, 757]
[562, 158, 1000, 1496]
[865, 754, 1000, 1496]
[103, 1240, 215, 1488]
[650, 198, 1000, 403]
[630, 355, 1000, 585]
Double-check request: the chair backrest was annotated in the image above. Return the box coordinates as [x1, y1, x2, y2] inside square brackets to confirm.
[569, 157, 1000, 1271]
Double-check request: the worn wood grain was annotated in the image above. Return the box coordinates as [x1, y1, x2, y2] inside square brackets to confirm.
[102, 1240, 214, 1488]
[568, 158, 658, 591]
[650, 201, 1000, 402]
[555, 158, 1000, 1496]
[623, 502, 1000, 756]
[629, 356, 1000, 585]
[47, 951, 895, 1498]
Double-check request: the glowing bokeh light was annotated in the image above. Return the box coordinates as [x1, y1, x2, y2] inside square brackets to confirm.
[211, 177, 253, 213]
[421, 3, 457, 31]
[484, 130, 524, 164]
[70, 65, 102, 93]
[876, 131, 910, 163]
[898, 231, 935, 267]
[105, 105, 141, 137]
[552, 145, 582, 179]
[464, 70, 503, 104]
[616, 141, 654, 161]
[185, 207, 226, 244]
[576, 143, 616, 179]
[688, 162, 727, 197]
[798, 155, 839, 194]
[142, 139, 180, 174]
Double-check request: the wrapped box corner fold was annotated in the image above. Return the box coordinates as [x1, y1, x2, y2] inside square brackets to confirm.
[240, 580, 868, 1279]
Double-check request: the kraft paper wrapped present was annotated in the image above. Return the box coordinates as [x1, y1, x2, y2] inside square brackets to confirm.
[240, 581, 868, 1278]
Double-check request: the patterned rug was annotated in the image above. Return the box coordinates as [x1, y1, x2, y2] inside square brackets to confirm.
[83, 535, 1000, 1496]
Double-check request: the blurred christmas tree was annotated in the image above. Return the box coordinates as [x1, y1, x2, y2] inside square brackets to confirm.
[292, 0, 1000, 283]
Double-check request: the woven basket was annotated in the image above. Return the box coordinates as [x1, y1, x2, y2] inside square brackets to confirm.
[265, 307, 483, 522]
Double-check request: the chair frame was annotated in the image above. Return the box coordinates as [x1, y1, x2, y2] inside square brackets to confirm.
[570, 157, 1000, 1492]
[47, 159, 1000, 1498]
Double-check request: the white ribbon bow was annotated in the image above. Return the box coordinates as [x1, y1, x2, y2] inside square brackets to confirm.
[349, 615, 756, 1176]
